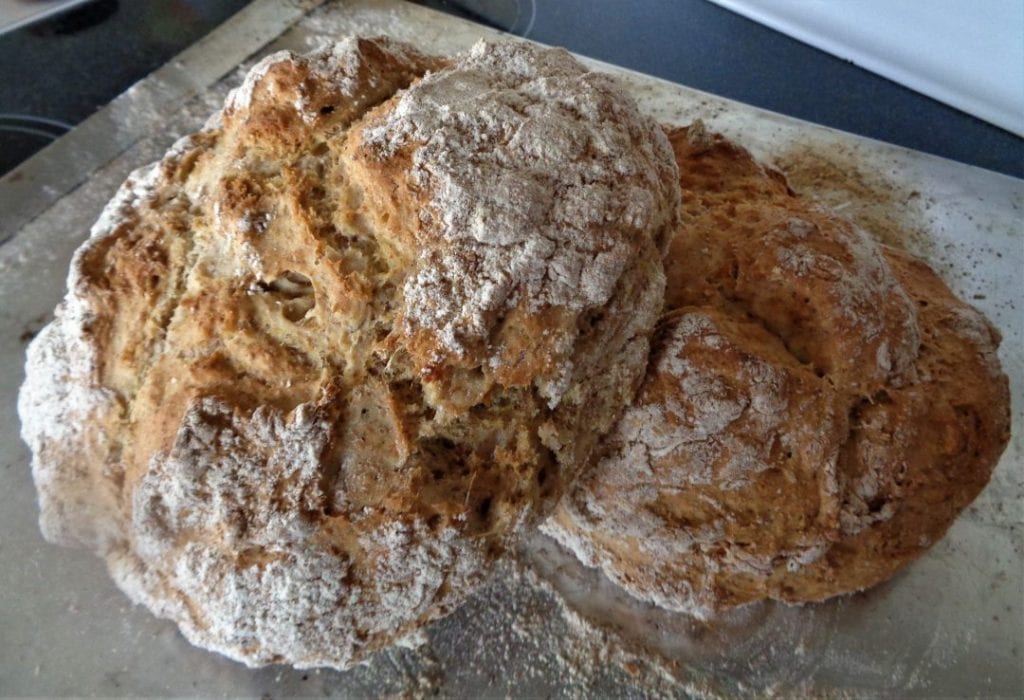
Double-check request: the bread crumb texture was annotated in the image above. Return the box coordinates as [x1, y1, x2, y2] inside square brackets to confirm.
[18, 37, 678, 668]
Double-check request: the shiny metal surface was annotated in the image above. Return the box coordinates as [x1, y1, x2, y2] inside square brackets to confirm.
[0, 0, 92, 37]
[1, 1, 1020, 696]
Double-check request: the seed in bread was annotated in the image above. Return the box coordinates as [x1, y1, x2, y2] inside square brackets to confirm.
[17, 37, 678, 668]
[542, 125, 1011, 617]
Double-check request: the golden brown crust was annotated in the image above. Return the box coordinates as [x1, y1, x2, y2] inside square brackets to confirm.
[544, 124, 1011, 616]
[667, 125, 921, 393]
[777, 245, 1011, 601]
[19, 38, 677, 668]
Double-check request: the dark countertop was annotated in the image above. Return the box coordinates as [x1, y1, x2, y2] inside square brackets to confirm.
[1, 0, 1021, 179]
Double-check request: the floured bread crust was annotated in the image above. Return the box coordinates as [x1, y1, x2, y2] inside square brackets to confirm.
[543, 124, 1010, 617]
[18, 37, 677, 668]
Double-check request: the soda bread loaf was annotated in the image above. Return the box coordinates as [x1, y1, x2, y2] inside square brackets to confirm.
[18, 37, 679, 668]
[543, 124, 1011, 617]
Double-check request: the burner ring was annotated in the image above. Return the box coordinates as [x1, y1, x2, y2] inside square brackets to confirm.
[423, 1, 537, 38]
[0, 113, 71, 140]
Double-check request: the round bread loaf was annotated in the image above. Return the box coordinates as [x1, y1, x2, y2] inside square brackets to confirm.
[18, 37, 678, 667]
[542, 124, 1010, 617]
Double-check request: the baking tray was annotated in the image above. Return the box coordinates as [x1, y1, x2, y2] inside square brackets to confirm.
[1, 1, 1021, 696]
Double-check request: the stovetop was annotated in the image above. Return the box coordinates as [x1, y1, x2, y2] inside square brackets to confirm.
[0, 0, 249, 175]
[1, 0, 1022, 179]
[0, 0, 93, 36]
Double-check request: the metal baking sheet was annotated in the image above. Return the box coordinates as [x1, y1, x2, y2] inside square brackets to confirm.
[1, 1, 1021, 696]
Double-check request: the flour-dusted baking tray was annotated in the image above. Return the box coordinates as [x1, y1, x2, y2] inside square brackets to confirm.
[0, 1, 1021, 696]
